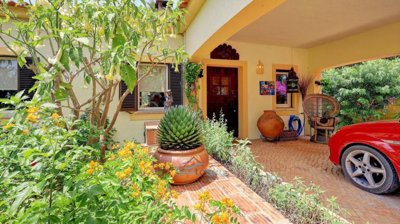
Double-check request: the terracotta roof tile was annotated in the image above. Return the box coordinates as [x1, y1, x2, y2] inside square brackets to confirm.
[0, 1, 29, 8]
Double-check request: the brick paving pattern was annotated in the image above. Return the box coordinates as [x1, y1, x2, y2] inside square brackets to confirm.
[173, 158, 291, 224]
[250, 138, 400, 224]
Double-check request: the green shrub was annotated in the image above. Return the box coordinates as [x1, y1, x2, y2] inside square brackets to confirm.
[75, 109, 117, 149]
[322, 58, 400, 127]
[268, 178, 346, 224]
[201, 113, 234, 162]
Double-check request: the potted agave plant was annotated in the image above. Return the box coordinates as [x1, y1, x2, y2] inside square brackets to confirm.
[154, 106, 209, 185]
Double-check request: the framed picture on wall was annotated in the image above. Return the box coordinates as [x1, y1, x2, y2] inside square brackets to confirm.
[260, 81, 275, 95]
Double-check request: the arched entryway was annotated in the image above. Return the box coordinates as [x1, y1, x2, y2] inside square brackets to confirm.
[207, 44, 240, 136]
[201, 44, 248, 138]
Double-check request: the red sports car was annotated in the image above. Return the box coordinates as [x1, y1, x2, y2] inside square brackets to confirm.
[328, 121, 400, 194]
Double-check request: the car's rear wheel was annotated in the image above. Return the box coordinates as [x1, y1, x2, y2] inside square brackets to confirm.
[341, 145, 399, 194]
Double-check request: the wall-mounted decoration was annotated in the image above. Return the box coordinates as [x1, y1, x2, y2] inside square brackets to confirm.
[287, 67, 299, 93]
[260, 81, 275, 95]
[210, 43, 240, 60]
[256, 60, 264, 74]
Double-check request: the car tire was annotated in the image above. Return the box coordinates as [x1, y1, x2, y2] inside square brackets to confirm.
[341, 145, 399, 194]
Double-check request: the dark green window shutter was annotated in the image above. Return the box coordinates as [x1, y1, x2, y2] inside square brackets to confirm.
[168, 64, 183, 106]
[19, 57, 35, 98]
[120, 82, 138, 111]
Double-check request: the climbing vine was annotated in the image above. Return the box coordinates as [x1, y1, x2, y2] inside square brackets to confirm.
[183, 62, 202, 110]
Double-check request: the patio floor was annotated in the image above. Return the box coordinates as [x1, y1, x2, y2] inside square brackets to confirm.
[173, 158, 291, 224]
[250, 138, 400, 224]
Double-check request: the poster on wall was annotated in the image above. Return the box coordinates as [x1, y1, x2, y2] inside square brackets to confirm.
[260, 81, 275, 95]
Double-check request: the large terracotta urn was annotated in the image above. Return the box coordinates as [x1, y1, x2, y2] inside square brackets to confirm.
[154, 145, 209, 185]
[257, 110, 284, 141]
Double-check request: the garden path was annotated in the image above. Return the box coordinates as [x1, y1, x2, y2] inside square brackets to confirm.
[173, 159, 291, 224]
[250, 138, 400, 224]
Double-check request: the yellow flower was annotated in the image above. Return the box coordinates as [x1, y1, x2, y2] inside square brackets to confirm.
[131, 183, 140, 198]
[198, 191, 211, 202]
[211, 214, 220, 223]
[157, 163, 165, 169]
[27, 113, 38, 123]
[123, 167, 132, 176]
[89, 160, 98, 168]
[141, 147, 149, 154]
[164, 162, 171, 170]
[171, 190, 179, 199]
[27, 106, 39, 114]
[22, 129, 30, 135]
[108, 154, 116, 161]
[51, 113, 61, 120]
[3, 123, 15, 130]
[170, 169, 176, 177]
[221, 197, 234, 208]
[194, 203, 204, 212]
[125, 141, 135, 149]
[118, 147, 132, 159]
[219, 212, 229, 224]
[131, 191, 140, 198]
[211, 212, 229, 224]
[86, 168, 94, 175]
[116, 171, 127, 180]
[138, 161, 152, 176]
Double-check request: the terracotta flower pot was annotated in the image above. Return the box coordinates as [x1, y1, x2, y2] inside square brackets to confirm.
[154, 145, 209, 185]
[257, 110, 284, 141]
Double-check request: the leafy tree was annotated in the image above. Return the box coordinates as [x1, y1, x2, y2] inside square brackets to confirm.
[322, 58, 400, 127]
[0, 0, 187, 158]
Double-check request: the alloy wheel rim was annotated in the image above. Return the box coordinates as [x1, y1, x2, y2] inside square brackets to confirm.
[345, 150, 386, 189]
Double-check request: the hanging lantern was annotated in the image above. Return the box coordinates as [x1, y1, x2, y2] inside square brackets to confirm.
[287, 67, 299, 93]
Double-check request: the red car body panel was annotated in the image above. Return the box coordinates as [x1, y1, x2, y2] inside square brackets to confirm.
[328, 121, 400, 178]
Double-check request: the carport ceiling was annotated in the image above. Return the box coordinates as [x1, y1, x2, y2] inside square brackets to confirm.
[229, 0, 400, 48]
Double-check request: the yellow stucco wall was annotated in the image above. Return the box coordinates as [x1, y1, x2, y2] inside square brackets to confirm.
[186, 0, 285, 60]
[197, 41, 309, 139]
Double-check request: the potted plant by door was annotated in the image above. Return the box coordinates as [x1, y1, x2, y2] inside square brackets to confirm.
[154, 106, 209, 185]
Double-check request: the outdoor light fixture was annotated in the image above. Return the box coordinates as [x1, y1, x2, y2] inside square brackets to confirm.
[287, 49, 299, 93]
[198, 69, 204, 78]
[256, 60, 264, 74]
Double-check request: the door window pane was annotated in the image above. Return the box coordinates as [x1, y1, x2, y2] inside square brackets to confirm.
[138, 64, 167, 109]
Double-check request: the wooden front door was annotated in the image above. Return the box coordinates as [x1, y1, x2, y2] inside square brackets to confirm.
[207, 67, 238, 137]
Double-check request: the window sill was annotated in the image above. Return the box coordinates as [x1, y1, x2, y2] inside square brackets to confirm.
[129, 110, 165, 121]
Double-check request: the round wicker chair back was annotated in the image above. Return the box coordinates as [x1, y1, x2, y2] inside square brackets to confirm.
[303, 94, 340, 119]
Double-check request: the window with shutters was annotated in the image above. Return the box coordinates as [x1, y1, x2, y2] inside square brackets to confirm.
[0, 57, 35, 108]
[138, 64, 168, 110]
[120, 63, 182, 112]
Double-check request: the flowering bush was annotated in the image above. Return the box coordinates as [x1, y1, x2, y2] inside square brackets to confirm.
[0, 100, 194, 223]
[194, 191, 241, 224]
[0, 102, 97, 222]
[70, 142, 194, 223]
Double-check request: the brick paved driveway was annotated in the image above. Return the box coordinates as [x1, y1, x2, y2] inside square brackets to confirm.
[250, 138, 400, 224]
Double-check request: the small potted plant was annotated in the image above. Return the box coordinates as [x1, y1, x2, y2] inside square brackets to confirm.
[154, 106, 209, 185]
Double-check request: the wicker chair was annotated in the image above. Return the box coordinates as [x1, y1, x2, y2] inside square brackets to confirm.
[303, 94, 340, 143]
